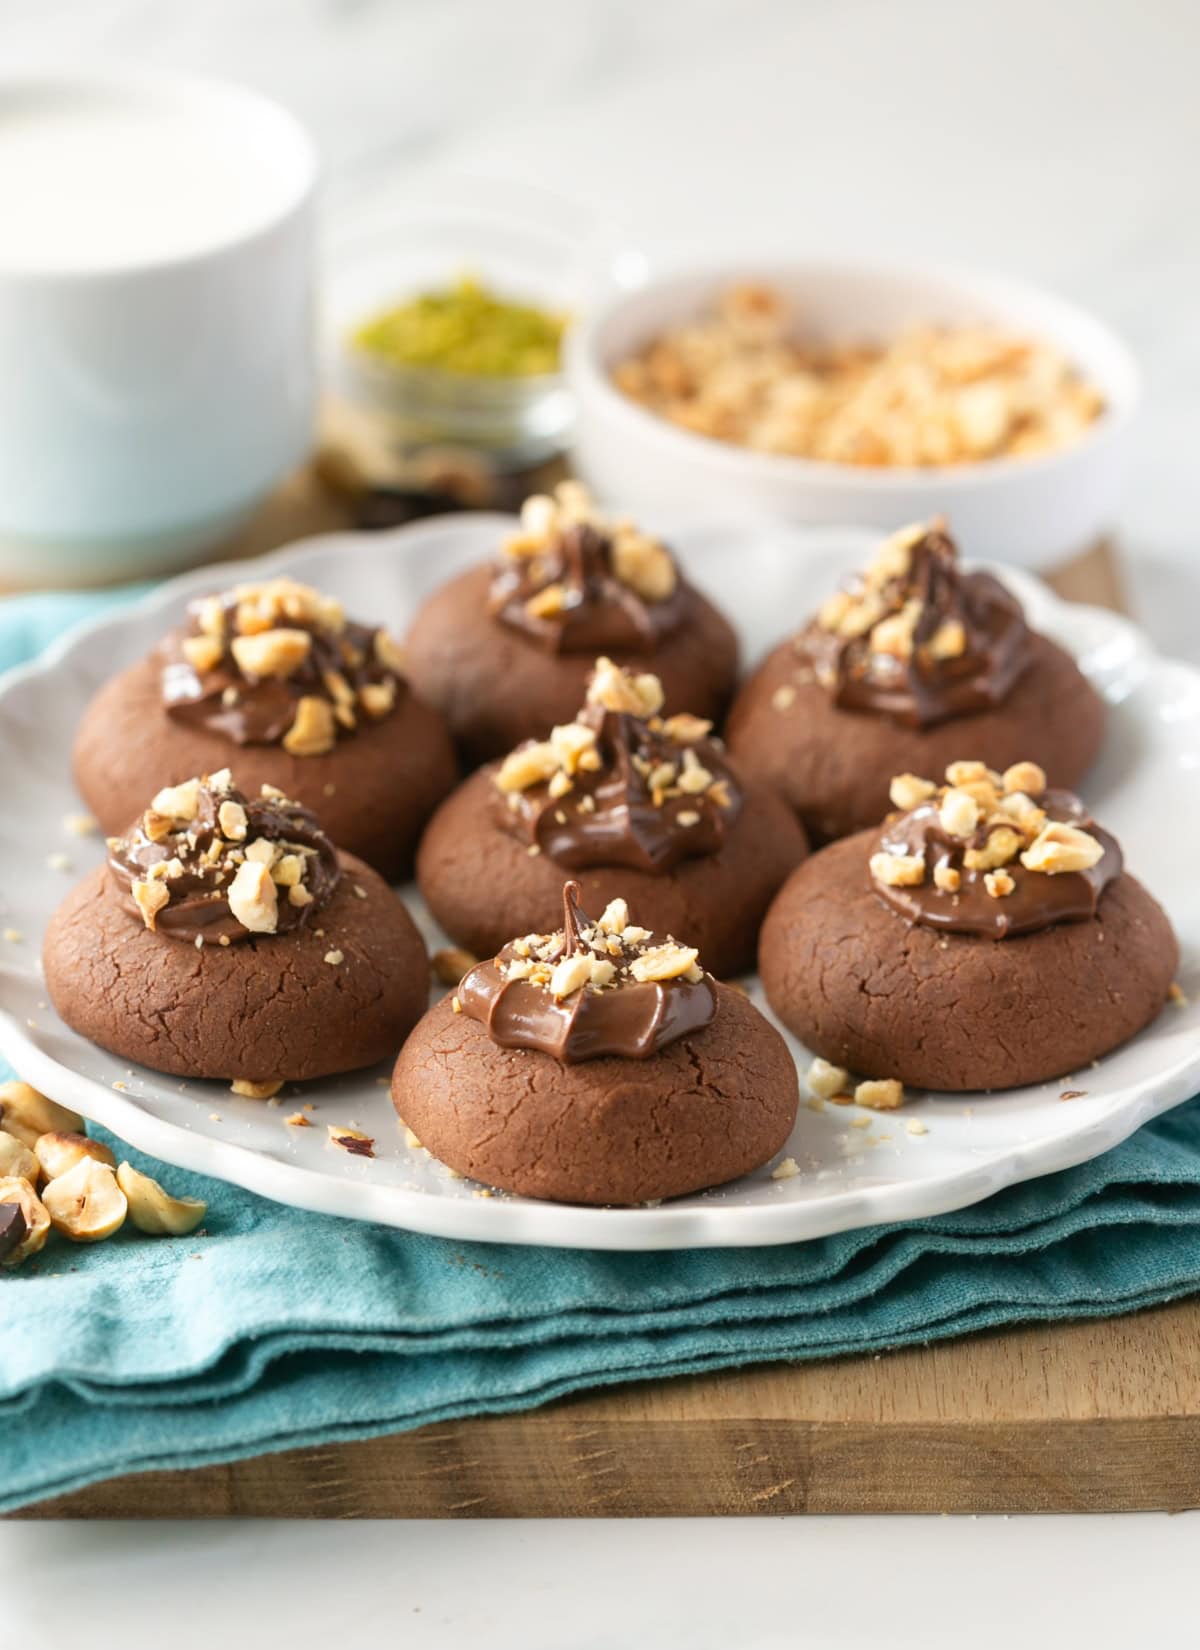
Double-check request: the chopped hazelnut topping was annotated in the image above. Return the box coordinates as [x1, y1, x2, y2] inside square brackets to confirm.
[985, 869, 1016, 898]
[938, 787, 981, 839]
[549, 952, 595, 1000]
[1003, 760, 1047, 797]
[889, 772, 937, 811]
[131, 878, 170, 931]
[233, 577, 344, 637]
[495, 741, 559, 793]
[227, 860, 279, 934]
[374, 630, 405, 674]
[945, 760, 993, 787]
[244, 837, 279, 866]
[230, 627, 312, 680]
[151, 779, 201, 824]
[323, 949, 345, 966]
[963, 826, 1022, 872]
[142, 808, 174, 843]
[525, 582, 567, 619]
[282, 696, 337, 757]
[629, 942, 700, 982]
[675, 747, 713, 794]
[549, 720, 598, 774]
[1020, 821, 1105, 874]
[869, 601, 920, 660]
[867, 524, 924, 584]
[587, 657, 664, 718]
[597, 898, 629, 935]
[818, 590, 854, 631]
[662, 713, 713, 743]
[272, 853, 305, 887]
[359, 679, 397, 718]
[196, 595, 225, 639]
[933, 863, 962, 893]
[181, 633, 224, 674]
[998, 791, 1046, 833]
[610, 528, 677, 601]
[928, 618, 967, 660]
[869, 850, 926, 888]
[503, 484, 676, 603]
[322, 669, 355, 708]
[217, 800, 248, 841]
[834, 590, 886, 640]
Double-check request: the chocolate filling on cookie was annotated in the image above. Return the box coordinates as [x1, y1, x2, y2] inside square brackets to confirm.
[458, 880, 718, 1063]
[490, 657, 743, 872]
[162, 577, 408, 755]
[869, 759, 1122, 939]
[488, 482, 690, 654]
[798, 521, 1030, 729]
[108, 770, 340, 945]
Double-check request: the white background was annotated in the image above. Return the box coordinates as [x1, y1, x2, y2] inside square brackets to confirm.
[5, 0, 1199, 1641]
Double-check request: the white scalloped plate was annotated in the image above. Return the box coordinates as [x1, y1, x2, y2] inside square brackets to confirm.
[2, 517, 1198, 1249]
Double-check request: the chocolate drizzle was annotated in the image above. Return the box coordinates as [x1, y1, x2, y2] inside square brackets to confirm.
[457, 881, 718, 1064]
[492, 661, 742, 873]
[161, 579, 406, 749]
[800, 523, 1030, 729]
[489, 520, 690, 655]
[873, 786, 1122, 940]
[108, 775, 340, 945]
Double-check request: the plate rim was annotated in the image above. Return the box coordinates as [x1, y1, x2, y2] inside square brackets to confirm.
[3, 517, 1198, 1250]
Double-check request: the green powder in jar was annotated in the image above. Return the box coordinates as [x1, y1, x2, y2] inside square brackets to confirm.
[352, 274, 566, 378]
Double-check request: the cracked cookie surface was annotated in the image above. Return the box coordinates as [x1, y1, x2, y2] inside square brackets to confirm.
[403, 562, 739, 768]
[728, 631, 1104, 844]
[391, 982, 798, 1204]
[73, 652, 457, 882]
[759, 830, 1178, 1091]
[417, 764, 808, 979]
[44, 851, 428, 1083]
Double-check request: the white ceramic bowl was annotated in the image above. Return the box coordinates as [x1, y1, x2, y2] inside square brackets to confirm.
[567, 260, 1140, 570]
[0, 71, 318, 586]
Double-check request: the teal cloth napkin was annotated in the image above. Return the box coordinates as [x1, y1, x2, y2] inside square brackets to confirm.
[5, 582, 1200, 1514]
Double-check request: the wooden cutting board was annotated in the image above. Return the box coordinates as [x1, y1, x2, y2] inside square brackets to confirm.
[23, 464, 1195, 1520]
[29, 1298, 1200, 1517]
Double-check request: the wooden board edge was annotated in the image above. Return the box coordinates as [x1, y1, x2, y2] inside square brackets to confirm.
[18, 1414, 1200, 1519]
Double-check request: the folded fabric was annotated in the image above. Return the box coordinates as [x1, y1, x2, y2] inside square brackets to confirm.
[5, 582, 1200, 1514]
[4, 1107, 1200, 1512]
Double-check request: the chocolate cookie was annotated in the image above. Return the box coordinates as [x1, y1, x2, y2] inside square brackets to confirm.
[403, 484, 739, 765]
[417, 659, 808, 978]
[44, 775, 428, 1083]
[73, 576, 457, 882]
[392, 883, 799, 1203]
[727, 523, 1105, 842]
[759, 763, 1178, 1091]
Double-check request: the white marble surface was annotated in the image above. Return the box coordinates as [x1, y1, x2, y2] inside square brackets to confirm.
[10, 0, 1200, 659]
[5, 2, 1200, 1639]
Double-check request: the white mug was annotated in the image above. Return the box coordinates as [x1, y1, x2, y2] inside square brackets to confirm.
[0, 70, 318, 586]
